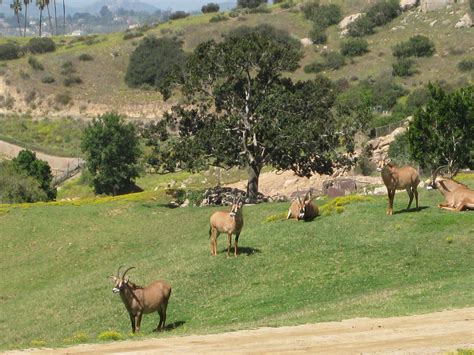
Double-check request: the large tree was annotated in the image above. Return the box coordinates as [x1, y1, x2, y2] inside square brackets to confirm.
[10, 0, 23, 36]
[81, 113, 141, 195]
[159, 25, 355, 201]
[408, 84, 473, 175]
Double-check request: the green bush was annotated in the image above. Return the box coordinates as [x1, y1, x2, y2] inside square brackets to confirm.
[302, 2, 342, 28]
[125, 36, 186, 90]
[470, 0, 474, 10]
[248, 4, 271, 13]
[366, 0, 400, 27]
[392, 35, 435, 58]
[64, 75, 82, 87]
[0, 43, 22, 60]
[322, 51, 346, 70]
[348, 16, 375, 37]
[238, 0, 267, 8]
[41, 75, 55, 84]
[169, 11, 189, 20]
[123, 31, 144, 40]
[458, 58, 474, 72]
[304, 61, 324, 73]
[0, 161, 48, 203]
[392, 58, 417, 77]
[78, 53, 93, 61]
[279, 0, 294, 9]
[309, 26, 327, 44]
[28, 37, 56, 54]
[340, 38, 369, 57]
[209, 14, 228, 22]
[405, 87, 431, 113]
[28, 56, 44, 71]
[60, 60, 76, 75]
[388, 132, 414, 166]
[202, 2, 220, 13]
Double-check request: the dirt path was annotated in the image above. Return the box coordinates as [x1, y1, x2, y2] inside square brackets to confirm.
[6, 308, 473, 354]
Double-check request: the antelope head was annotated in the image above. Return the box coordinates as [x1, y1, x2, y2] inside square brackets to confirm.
[229, 195, 243, 218]
[297, 189, 312, 220]
[109, 265, 135, 293]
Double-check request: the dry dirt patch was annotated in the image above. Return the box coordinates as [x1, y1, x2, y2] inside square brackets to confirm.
[6, 308, 473, 354]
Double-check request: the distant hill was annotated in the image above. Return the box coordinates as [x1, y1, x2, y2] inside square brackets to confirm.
[83, 0, 158, 14]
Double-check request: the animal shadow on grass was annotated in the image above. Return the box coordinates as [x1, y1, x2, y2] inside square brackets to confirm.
[393, 206, 429, 215]
[163, 321, 186, 332]
[219, 246, 262, 256]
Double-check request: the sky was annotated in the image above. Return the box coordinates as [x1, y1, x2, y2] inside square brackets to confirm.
[67, 0, 222, 10]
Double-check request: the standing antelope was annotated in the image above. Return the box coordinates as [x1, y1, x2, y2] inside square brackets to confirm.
[287, 189, 319, 221]
[109, 266, 172, 333]
[377, 158, 420, 215]
[209, 196, 244, 256]
[429, 167, 474, 211]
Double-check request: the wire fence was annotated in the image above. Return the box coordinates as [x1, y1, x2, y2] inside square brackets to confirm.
[52, 159, 85, 187]
[374, 119, 407, 138]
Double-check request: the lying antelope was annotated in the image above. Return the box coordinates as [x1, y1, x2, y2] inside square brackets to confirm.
[209, 196, 244, 256]
[429, 167, 474, 211]
[109, 266, 172, 333]
[287, 189, 319, 221]
[377, 158, 420, 215]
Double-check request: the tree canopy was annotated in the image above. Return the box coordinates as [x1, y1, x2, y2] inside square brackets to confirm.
[158, 25, 356, 200]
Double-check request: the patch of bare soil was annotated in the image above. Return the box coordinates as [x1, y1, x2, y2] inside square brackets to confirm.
[5, 308, 473, 354]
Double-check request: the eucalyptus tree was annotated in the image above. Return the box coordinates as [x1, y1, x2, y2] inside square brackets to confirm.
[10, 0, 23, 36]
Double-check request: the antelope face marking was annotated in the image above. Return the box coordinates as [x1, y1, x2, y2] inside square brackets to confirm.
[298, 203, 306, 220]
[229, 200, 243, 218]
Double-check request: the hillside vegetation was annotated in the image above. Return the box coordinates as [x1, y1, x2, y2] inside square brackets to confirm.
[0, 0, 472, 119]
[1, 177, 473, 350]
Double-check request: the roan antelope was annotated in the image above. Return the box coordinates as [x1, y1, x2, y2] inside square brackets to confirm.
[429, 166, 474, 211]
[109, 266, 172, 333]
[377, 158, 420, 215]
[209, 196, 244, 256]
[287, 189, 319, 221]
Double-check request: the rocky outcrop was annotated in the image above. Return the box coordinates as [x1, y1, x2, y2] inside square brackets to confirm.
[455, 13, 473, 28]
[367, 125, 409, 166]
[400, 0, 418, 10]
[300, 38, 313, 47]
[420, 0, 455, 12]
[338, 13, 363, 31]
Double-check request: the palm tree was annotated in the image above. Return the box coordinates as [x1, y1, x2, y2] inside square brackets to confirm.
[36, 0, 45, 36]
[44, 0, 54, 35]
[62, 0, 65, 34]
[53, 0, 57, 35]
[23, 0, 30, 37]
[10, 0, 23, 37]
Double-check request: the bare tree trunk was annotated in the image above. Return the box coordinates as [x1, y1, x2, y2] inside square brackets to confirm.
[23, 4, 28, 36]
[62, 0, 65, 34]
[247, 163, 261, 203]
[46, 4, 53, 35]
[39, 9, 42, 37]
[16, 15, 22, 36]
[53, 0, 57, 35]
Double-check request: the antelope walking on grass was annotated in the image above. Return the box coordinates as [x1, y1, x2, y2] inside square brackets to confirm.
[109, 266, 172, 333]
[287, 189, 319, 221]
[429, 167, 474, 211]
[209, 196, 244, 256]
[378, 158, 420, 215]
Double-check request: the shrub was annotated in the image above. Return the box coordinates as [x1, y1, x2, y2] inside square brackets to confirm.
[238, 0, 267, 8]
[470, 0, 474, 10]
[125, 36, 186, 90]
[0, 161, 48, 203]
[64, 75, 82, 87]
[302, 2, 342, 28]
[248, 4, 271, 13]
[309, 26, 327, 44]
[405, 87, 431, 113]
[28, 56, 44, 71]
[322, 51, 346, 70]
[0, 43, 22, 60]
[355, 145, 376, 176]
[55, 92, 72, 105]
[78, 53, 93, 61]
[98, 331, 122, 341]
[60, 60, 76, 75]
[28, 37, 56, 54]
[388, 132, 414, 166]
[41, 75, 55, 84]
[169, 11, 189, 20]
[304, 61, 325, 73]
[209, 14, 228, 22]
[348, 15, 375, 37]
[123, 31, 144, 40]
[279, 0, 294, 9]
[366, 0, 400, 27]
[202, 2, 220, 13]
[392, 35, 435, 58]
[458, 58, 474, 72]
[392, 58, 417, 77]
[340, 38, 369, 57]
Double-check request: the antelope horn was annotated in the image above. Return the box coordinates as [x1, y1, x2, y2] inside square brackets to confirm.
[433, 165, 447, 179]
[297, 187, 302, 204]
[121, 266, 135, 279]
[116, 265, 125, 278]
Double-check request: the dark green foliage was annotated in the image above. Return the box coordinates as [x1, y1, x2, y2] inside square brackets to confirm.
[209, 14, 228, 22]
[408, 84, 474, 174]
[405, 87, 431, 113]
[28, 37, 56, 54]
[340, 38, 369, 57]
[237, 0, 267, 8]
[354, 145, 376, 176]
[0, 43, 22, 60]
[64, 75, 82, 87]
[125, 36, 186, 90]
[60, 60, 76, 75]
[470, 0, 474, 10]
[322, 51, 346, 70]
[28, 56, 44, 71]
[458, 58, 474, 72]
[392, 35, 435, 58]
[302, 1, 342, 28]
[304, 61, 325, 73]
[12, 150, 56, 200]
[371, 74, 407, 110]
[202, 2, 220, 13]
[392, 58, 417, 77]
[366, 0, 400, 27]
[279, 0, 294, 8]
[81, 113, 141, 195]
[0, 161, 47, 203]
[248, 4, 271, 13]
[123, 31, 144, 40]
[388, 132, 413, 166]
[169, 11, 189, 20]
[78, 53, 94, 61]
[309, 25, 327, 44]
[348, 15, 375, 37]
[41, 75, 55, 84]
[159, 25, 355, 200]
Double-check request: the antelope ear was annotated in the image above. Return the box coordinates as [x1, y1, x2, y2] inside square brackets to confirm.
[107, 276, 117, 281]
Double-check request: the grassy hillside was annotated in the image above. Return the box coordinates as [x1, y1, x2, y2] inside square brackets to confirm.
[1, 177, 473, 351]
[0, 1, 472, 119]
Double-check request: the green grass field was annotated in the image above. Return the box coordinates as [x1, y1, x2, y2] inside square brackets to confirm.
[1, 177, 473, 351]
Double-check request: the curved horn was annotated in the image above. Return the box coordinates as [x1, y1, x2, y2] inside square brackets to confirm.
[433, 165, 448, 179]
[297, 187, 302, 204]
[116, 265, 125, 278]
[121, 266, 135, 279]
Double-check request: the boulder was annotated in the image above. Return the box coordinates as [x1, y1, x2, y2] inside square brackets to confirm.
[455, 13, 473, 28]
[300, 38, 313, 47]
[338, 13, 363, 30]
[420, 0, 455, 12]
[322, 178, 358, 198]
[400, 0, 418, 10]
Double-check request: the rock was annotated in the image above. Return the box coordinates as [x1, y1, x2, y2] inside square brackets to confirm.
[322, 178, 358, 198]
[392, 126, 407, 137]
[420, 0, 455, 12]
[373, 186, 387, 195]
[180, 199, 190, 208]
[430, 20, 438, 27]
[338, 13, 363, 30]
[400, 0, 418, 10]
[300, 38, 313, 47]
[340, 28, 349, 37]
[455, 13, 473, 28]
